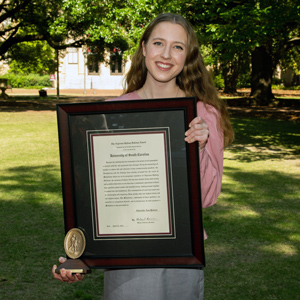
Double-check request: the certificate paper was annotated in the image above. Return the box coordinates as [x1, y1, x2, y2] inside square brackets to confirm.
[88, 128, 175, 239]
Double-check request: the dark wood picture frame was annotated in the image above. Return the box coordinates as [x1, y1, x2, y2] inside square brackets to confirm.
[56, 97, 205, 269]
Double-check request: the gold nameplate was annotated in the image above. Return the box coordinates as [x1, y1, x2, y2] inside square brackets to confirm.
[58, 269, 83, 274]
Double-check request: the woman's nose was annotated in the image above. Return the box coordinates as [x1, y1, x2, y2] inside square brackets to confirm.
[161, 45, 171, 59]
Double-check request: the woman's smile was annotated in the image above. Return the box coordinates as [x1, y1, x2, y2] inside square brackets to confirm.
[156, 61, 173, 70]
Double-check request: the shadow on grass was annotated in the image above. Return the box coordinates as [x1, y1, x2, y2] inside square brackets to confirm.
[219, 167, 299, 246]
[227, 117, 300, 161]
[0, 164, 64, 297]
[225, 97, 300, 122]
[0, 164, 105, 299]
[204, 166, 300, 299]
[203, 117, 300, 299]
[0, 96, 107, 112]
[0, 164, 64, 257]
[0, 164, 62, 201]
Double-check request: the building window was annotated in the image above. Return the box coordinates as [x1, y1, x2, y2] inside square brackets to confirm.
[110, 48, 123, 75]
[68, 48, 78, 64]
[87, 53, 100, 75]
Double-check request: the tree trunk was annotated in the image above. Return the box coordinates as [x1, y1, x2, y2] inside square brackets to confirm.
[251, 46, 274, 105]
[223, 70, 238, 94]
[222, 62, 238, 94]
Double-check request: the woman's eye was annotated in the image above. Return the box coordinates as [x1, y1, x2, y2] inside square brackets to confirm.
[175, 45, 184, 50]
[154, 41, 162, 46]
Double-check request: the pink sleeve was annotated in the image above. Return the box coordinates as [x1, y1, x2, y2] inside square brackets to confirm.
[197, 102, 224, 209]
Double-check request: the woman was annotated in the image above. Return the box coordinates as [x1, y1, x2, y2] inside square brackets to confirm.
[53, 13, 234, 299]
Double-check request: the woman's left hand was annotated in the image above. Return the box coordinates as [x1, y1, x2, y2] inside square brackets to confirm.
[52, 257, 85, 283]
[185, 116, 209, 149]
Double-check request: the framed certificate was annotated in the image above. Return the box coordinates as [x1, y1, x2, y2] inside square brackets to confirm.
[57, 97, 205, 269]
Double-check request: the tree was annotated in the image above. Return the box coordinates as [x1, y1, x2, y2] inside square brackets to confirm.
[248, 2, 300, 104]
[0, 0, 165, 62]
[185, 0, 300, 104]
[0, 0, 133, 59]
[4, 0, 299, 105]
[7, 40, 56, 74]
[279, 39, 300, 86]
[0, 0, 79, 58]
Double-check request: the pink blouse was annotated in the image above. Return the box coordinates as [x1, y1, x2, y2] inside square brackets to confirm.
[110, 91, 224, 237]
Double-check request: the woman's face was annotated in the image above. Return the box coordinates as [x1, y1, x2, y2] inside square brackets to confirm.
[142, 21, 188, 85]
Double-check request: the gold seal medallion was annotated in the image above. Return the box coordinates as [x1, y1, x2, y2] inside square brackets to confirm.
[64, 228, 86, 259]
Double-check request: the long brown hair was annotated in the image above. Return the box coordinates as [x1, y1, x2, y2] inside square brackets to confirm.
[124, 13, 234, 147]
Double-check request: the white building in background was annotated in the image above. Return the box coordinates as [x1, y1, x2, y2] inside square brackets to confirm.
[58, 46, 130, 90]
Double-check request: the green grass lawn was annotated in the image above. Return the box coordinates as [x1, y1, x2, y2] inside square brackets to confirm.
[0, 110, 299, 299]
[204, 117, 300, 299]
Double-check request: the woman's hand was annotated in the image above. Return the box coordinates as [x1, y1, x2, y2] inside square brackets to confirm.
[185, 116, 209, 149]
[52, 257, 85, 283]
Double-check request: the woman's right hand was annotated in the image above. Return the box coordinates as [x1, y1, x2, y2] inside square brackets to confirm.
[52, 257, 85, 283]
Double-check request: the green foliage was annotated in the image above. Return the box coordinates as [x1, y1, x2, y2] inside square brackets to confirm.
[0, 73, 52, 88]
[82, 0, 160, 56]
[7, 41, 57, 75]
[237, 72, 251, 88]
[213, 74, 225, 89]
[181, 0, 300, 95]
[279, 45, 300, 75]
[272, 84, 300, 91]
[2, 0, 299, 98]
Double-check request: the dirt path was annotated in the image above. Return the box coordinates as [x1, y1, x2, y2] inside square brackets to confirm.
[0, 88, 299, 122]
[220, 89, 300, 122]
